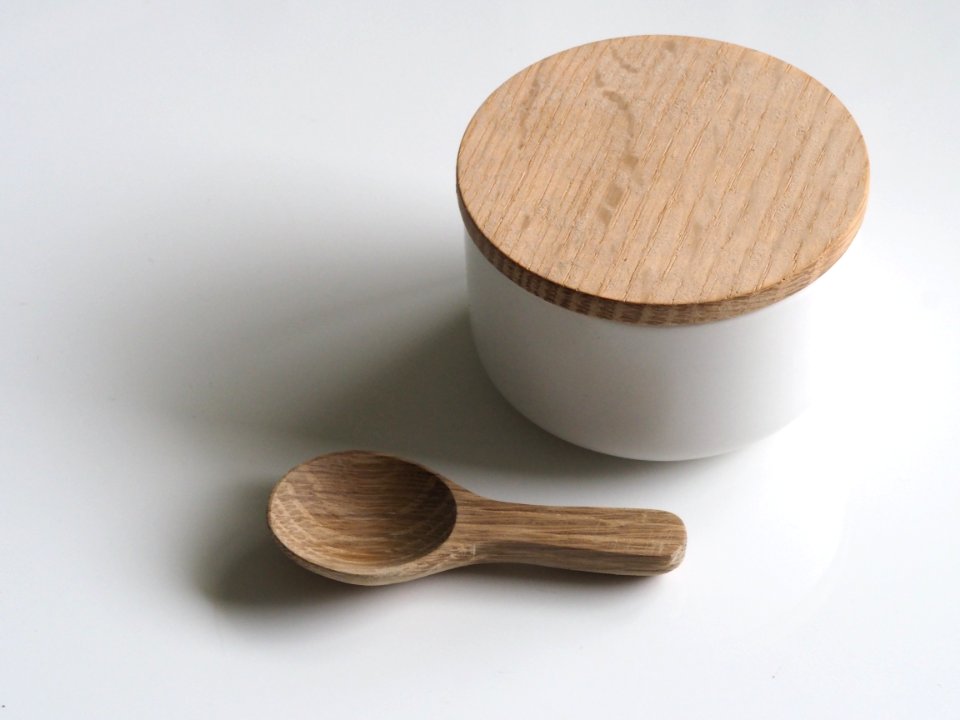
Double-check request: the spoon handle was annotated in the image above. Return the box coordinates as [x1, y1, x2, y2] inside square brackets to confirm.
[458, 501, 686, 575]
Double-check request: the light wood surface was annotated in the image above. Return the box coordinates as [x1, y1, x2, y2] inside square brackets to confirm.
[457, 35, 869, 324]
[268, 451, 686, 585]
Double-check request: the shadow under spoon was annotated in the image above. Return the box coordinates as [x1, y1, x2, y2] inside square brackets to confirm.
[268, 451, 686, 586]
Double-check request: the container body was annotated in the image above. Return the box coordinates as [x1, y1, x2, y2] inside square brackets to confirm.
[465, 237, 817, 460]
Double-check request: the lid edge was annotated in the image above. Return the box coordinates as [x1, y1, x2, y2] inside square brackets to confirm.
[458, 186, 867, 326]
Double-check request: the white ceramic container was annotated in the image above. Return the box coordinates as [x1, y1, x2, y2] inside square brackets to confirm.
[457, 36, 868, 460]
[465, 236, 820, 460]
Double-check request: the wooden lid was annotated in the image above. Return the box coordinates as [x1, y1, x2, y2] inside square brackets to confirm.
[457, 36, 869, 324]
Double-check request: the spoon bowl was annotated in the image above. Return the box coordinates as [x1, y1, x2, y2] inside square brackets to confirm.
[269, 451, 686, 585]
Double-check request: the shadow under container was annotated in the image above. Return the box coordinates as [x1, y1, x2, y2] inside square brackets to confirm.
[456, 35, 869, 460]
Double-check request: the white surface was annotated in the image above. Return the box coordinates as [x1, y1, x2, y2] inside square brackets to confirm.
[2, 1, 958, 717]
[467, 237, 817, 460]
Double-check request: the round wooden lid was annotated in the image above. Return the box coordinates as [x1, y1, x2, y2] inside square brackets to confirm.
[457, 36, 869, 325]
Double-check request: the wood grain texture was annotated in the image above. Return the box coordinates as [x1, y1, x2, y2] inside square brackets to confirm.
[268, 451, 686, 585]
[457, 35, 869, 324]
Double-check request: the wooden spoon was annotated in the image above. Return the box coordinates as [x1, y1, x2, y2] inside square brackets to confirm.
[268, 451, 686, 586]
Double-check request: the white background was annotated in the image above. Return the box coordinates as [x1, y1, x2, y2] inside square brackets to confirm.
[3, 1, 958, 717]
